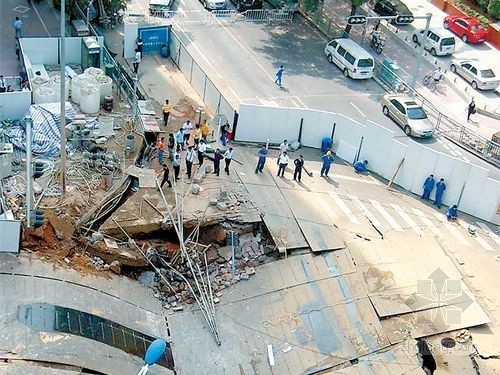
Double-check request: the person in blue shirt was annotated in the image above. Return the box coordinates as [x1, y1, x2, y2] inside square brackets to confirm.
[320, 151, 334, 177]
[434, 178, 446, 208]
[354, 160, 368, 173]
[274, 65, 284, 87]
[175, 128, 184, 150]
[321, 137, 333, 153]
[255, 145, 269, 173]
[421, 174, 435, 200]
[446, 205, 458, 221]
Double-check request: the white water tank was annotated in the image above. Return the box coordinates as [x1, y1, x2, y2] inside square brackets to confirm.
[71, 74, 88, 104]
[34, 86, 56, 104]
[94, 75, 113, 103]
[84, 67, 104, 78]
[80, 85, 100, 114]
[32, 76, 49, 92]
[50, 75, 70, 101]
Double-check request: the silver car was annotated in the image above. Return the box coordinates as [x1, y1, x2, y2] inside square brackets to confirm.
[450, 59, 499, 91]
[381, 94, 435, 138]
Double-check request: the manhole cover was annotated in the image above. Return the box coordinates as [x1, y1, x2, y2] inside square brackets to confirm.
[441, 337, 456, 348]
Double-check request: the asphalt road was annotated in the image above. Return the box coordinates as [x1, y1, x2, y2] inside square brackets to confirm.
[0, 0, 60, 76]
[16, 0, 499, 178]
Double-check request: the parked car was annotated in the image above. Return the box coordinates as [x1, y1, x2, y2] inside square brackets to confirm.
[443, 15, 489, 44]
[450, 59, 499, 90]
[412, 28, 456, 56]
[230, 0, 262, 11]
[324, 38, 375, 79]
[373, 0, 413, 22]
[149, 0, 173, 15]
[200, 0, 227, 10]
[380, 94, 435, 138]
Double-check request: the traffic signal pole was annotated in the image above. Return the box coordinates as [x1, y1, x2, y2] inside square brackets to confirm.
[25, 118, 33, 228]
[410, 13, 432, 90]
[346, 13, 432, 90]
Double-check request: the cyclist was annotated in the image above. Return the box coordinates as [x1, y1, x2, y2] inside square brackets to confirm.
[432, 67, 443, 84]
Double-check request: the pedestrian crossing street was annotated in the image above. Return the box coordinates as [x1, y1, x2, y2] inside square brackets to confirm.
[327, 192, 499, 252]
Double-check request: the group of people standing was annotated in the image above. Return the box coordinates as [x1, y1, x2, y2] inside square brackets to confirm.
[156, 116, 233, 189]
[422, 174, 457, 220]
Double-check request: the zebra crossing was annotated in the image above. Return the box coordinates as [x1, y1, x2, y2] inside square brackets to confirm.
[324, 192, 499, 252]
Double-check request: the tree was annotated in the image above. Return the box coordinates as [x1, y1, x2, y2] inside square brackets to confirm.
[345, 0, 369, 34]
[488, 0, 500, 18]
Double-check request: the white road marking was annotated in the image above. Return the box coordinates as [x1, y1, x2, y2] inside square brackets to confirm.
[391, 204, 423, 236]
[449, 150, 459, 156]
[370, 200, 403, 232]
[294, 96, 308, 109]
[461, 156, 470, 162]
[350, 102, 366, 118]
[458, 220, 495, 251]
[329, 192, 360, 224]
[443, 143, 451, 150]
[228, 86, 242, 103]
[312, 172, 380, 185]
[433, 213, 470, 246]
[412, 208, 443, 237]
[31, 1, 51, 36]
[476, 222, 500, 245]
[290, 97, 300, 108]
[350, 196, 382, 229]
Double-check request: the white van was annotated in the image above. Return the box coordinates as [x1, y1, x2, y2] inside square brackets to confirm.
[412, 28, 456, 56]
[324, 38, 375, 79]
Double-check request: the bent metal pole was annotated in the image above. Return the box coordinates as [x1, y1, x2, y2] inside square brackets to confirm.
[60, 0, 67, 196]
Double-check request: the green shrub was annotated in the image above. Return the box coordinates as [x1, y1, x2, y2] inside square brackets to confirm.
[488, 0, 500, 18]
[453, 0, 492, 23]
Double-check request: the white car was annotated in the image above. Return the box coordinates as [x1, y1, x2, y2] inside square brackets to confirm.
[412, 28, 456, 56]
[450, 59, 499, 91]
[380, 94, 435, 138]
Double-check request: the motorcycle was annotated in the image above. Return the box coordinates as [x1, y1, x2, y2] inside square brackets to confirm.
[370, 31, 385, 55]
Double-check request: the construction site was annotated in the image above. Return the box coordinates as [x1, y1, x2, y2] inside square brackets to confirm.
[1, 1, 500, 374]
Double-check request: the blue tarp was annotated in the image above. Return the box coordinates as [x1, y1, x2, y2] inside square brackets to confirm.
[3, 102, 76, 157]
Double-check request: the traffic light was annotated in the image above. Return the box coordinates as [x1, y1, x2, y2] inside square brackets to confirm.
[33, 161, 45, 179]
[347, 15, 367, 26]
[395, 14, 414, 24]
[30, 210, 45, 228]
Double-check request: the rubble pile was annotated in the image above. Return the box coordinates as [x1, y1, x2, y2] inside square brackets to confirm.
[132, 227, 274, 311]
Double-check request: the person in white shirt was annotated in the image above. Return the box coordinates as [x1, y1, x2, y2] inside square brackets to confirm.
[432, 67, 443, 83]
[133, 49, 141, 74]
[185, 146, 196, 179]
[197, 139, 207, 166]
[182, 120, 193, 146]
[277, 151, 289, 177]
[223, 147, 233, 175]
[278, 139, 288, 165]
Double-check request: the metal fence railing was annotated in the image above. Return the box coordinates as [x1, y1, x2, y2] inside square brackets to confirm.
[169, 28, 238, 125]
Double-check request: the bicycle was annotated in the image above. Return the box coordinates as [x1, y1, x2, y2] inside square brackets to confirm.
[422, 74, 438, 92]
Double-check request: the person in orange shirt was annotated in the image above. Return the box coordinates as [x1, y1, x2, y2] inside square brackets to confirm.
[201, 120, 210, 141]
[156, 136, 166, 165]
[193, 124, 202, 146]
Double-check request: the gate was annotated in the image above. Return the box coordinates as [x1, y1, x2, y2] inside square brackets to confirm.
[241, 9, 294, 22]
[138, 26, 169, 54]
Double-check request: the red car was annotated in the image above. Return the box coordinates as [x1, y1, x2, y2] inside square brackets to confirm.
[443, 15, 489, 44]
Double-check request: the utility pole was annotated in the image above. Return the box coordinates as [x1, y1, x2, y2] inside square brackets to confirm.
[25, 118, 33, 228]
[410, 13, 432, 90]
[60, 0, 67, 196]
[87, 0, 92, 31]
[133, 75, 138, 125]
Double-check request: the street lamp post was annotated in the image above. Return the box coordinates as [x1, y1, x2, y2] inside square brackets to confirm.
[136, 339, 167, 375]
[25, 118, 33, 228]
[60, 0, 67, 196]
[87, 0, 93, 31]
